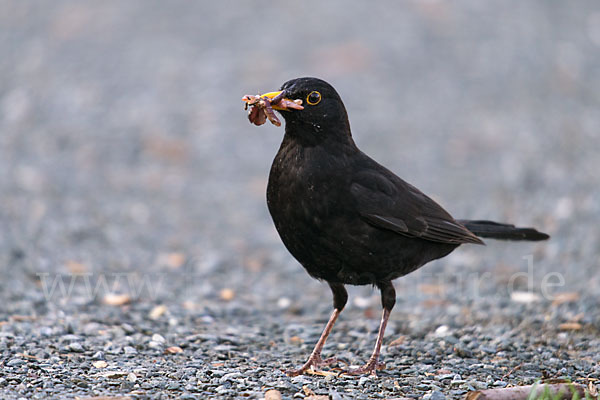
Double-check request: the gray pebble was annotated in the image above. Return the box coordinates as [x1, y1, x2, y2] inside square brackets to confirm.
[430, 391, 446, 400]
[480, 346, 497, 354]
[120, 380, 135, 391]
[148, 341, 163, 349]
[330, 391, 343, 400]
[219, 372, 242, 384]
[67, 343, 84, 353]
[39, 327, 53, 337]
[215, 385, 230, 394]
[152, 334, 166, 343]
[358, 376, 370, 386]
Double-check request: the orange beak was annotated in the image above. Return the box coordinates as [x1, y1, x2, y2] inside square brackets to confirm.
[243, 91, 304, 111]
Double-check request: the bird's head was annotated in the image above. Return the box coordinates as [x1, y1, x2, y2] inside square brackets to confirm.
[256, 77, 353, 145]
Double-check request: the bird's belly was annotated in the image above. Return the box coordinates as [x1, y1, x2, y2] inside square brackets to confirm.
[268, 191, 456, 285]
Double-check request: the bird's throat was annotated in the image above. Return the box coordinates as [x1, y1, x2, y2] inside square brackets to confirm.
[283, 119, 355, 149]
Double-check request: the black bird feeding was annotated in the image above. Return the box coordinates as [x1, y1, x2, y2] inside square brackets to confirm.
[242, 77, 549, 376]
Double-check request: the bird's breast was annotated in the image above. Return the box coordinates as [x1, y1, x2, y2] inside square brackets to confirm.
[267, 142, 355, 247]
[268, 155, 328, 224]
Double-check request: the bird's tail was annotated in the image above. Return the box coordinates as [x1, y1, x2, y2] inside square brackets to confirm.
[457, 220, 550, 241]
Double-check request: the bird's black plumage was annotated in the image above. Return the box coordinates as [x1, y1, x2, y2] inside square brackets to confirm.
[255, 77, 549, 375]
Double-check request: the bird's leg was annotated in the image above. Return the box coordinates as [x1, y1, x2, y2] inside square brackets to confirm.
[285, 282, 347, 377]
[344, 281, 395, 376]
[344, 308, 390, 375]
[285, 308, 340, 377]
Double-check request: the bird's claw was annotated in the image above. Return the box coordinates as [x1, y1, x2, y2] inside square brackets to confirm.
[284, 355, 339, 377]
[341, 359, 385, 376]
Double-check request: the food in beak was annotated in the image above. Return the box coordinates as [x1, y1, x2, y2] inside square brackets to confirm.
[242, 92, 303, 126]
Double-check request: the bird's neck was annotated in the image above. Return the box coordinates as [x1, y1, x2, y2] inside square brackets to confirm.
[283, 118, 356, 149]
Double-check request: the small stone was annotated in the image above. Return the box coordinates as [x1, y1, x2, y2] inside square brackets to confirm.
[265, 389, 282, 400]
[165, 346, 184, 354]
[559, 322, 582, 331]
[510, 291, 541, 303]
[164, 252, 186, 268]
[213, 344, 234, 352]
[473, 381, 488, 390]
[102, 293, 131, 306]
[215, 385, 229, 394]
[7, 359, 26, 367]
[209, 369, 227, 377]
[277, 297, 292, 309]
[388, 336, 406, 346]
[127, 372, 137, 382]
[291, 376, 312, 385]
[444, 335, 459, 345]
[67, 342, 84, 353]
[102, 371, 129, 379]
[152, 333, 166, 343]
[40, 327, 53, 337]
[219, 372, 242, 384]
[124, 346, 137, 355]
[288, 336, 303, 345]
[358, 376, 370, 386]
[92, 360, 108, 368]
[353, 296, 371, 308]
[220, 288, 235, 301]
[83, 322, 101, 335]
[76, 380, 89, 388]
[120, 380, 135, 391]
[330, 391, 342, 400]
[430, 391, 446, 400]
[121, 323, 135, 334]
[106, 346, 122, 355]
[435, 325, 449, 337]
[150, 379, 166, 389]
[149, 305, 168, 320]
[62, 334, 82, 342]
[454, 345, 473, 358]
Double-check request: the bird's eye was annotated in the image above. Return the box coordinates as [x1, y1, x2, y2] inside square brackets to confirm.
[306, 91, 322, 105]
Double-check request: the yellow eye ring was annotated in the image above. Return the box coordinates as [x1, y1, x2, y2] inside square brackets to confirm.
[306, 91, 322, 105]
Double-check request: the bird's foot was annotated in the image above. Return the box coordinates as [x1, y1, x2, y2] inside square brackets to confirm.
[284, 355, 339, 377]
[342, 358, 385, 376]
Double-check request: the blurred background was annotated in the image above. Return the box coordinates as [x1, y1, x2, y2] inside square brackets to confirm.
[1, 0, 599, 334]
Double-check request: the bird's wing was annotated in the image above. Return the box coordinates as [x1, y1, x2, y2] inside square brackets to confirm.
[350, 169, 484, 245]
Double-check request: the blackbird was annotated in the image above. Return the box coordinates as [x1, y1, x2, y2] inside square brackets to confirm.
[244, 77, 549, 376]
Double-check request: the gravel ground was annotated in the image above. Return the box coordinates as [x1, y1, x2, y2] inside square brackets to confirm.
[1, 1, 600, 399]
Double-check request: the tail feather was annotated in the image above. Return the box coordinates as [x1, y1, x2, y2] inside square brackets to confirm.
[457, 219, 550, 241]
